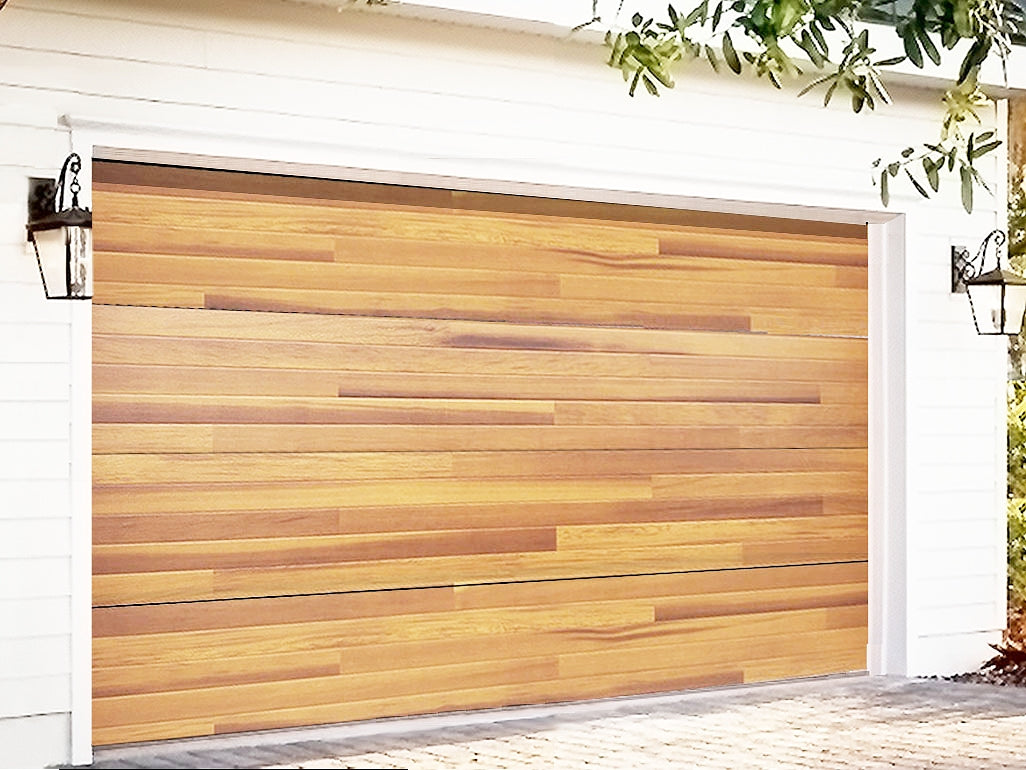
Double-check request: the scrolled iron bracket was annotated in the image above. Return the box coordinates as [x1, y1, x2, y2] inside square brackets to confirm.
[952, 229, 1007, 294]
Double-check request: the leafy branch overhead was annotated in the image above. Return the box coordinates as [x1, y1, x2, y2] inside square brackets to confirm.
[597, 0, 1026, 213]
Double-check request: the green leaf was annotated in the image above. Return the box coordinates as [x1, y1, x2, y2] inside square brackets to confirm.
[958, 39, 990, 85]
[971, 140, 1002, 160]
[712, 0, 723, 28]
[872, 158, 881, 168]
[796, 30, 825, 67]
[874, 55, 906, 67]
[810, 22, 828, 56]
[722, 31, 741, 74]
[954, 2, 973, 37]
[901, 26, 923, 68]
[648, 63, 674, 88]
[642, 74, 660, 95]
[968, 164, 992, 193]
[978, 130, 996, 143]
[667, 4, 679, 25]
[924, 157, 940, 191]
[887, 162, 900, 177]
[948, 146, 957, 172]
[823, 79, 837, 106]
[916, 26, 940, 65]
[679, 0, 704, 27]
[704, 44, 720, 72]
[866, 68, 892, 106]
[901, 147, 915, 158]
[852, 91, 865, 113]
[880, 169, 890, 207]
[905, 168, 930, 198]
[628, 68, 642, 96]
[632, 11, 643, 26]
[961, 164, 973, 213]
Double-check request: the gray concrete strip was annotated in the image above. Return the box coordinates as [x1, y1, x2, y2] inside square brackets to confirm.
[84, 676, 1026, 769]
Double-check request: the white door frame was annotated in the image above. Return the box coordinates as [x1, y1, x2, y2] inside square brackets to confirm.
[67, 114, 907, 764]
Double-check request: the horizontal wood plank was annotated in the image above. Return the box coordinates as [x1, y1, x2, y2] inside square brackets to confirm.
[92, 305, 867, 361]
[93, 423, 868, 455]
[93, 448, 867, 485]
[92, 496, 854, 544]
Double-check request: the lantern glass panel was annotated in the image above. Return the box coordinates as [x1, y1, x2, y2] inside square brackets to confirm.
[1004, 283, 1026, 336]
[31, 226, 68, 299]
[67, 225, 92, 298]
[967, 282, 1004, 334]
[31, 224, 92, 299]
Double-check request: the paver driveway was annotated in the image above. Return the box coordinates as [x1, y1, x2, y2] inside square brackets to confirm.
[87, 675, 1026, 769]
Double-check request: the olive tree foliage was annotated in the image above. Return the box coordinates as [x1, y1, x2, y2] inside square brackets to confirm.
[585, 0, 1026, 212]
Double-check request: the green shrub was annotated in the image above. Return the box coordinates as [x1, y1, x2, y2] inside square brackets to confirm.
[1010, 382, 1026, 608]
[1010, 499, 1026, 608]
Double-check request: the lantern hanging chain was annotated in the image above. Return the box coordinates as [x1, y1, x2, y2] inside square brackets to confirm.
[56, 152, 82, 212]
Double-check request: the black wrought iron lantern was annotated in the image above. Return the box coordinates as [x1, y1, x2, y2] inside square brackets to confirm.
[951, 229, 1026, 336]
[26, 153, 92, 300]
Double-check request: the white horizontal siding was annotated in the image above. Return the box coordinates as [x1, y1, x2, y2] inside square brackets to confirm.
[0, 324, 69, 364]
[0, 636, 70, 680]
[918, 575, 1003, 607]
[0, 519, 71, 559]
[915, 520, 1006, 550]
[918, 603, 1005, 636]
[0, 557, 71, 600]
[0, 402, 72, 441]
[0, 442, 70, 481]
[0, 713, 70, 769]
[0, 597, 70, 638]
[0, 364, 71, 401]
[0, 481, 71, 520]
[915, 490, 1011, 521]
[0, 284, 73, 323]
[0, 674, 70, 720]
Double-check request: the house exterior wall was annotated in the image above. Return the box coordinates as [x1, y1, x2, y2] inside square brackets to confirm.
[0, 0, 1015, 765]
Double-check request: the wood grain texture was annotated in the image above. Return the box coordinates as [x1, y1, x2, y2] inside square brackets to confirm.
[92, 564, 867, 744]
[92, 162, 867, 745]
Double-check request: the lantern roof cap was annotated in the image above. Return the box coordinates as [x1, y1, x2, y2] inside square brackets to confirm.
[966, 266, 1026, 286]
[27, 205, 91, 233]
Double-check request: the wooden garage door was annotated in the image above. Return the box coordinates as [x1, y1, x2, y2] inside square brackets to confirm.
[91, 161, 869, 746]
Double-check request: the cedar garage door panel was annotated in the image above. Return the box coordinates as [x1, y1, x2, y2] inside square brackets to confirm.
[92, 162, 868, 745]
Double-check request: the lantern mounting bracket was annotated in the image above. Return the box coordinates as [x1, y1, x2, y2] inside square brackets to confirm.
[27, 177, 57, 230]
[951, 229, 1007, 294]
